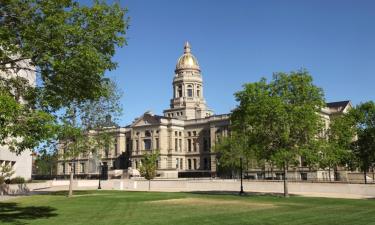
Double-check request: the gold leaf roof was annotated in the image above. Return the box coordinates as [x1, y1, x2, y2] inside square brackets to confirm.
[176, 42, 200, 71]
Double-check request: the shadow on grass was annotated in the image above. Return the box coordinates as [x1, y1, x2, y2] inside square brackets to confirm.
[35, 190, 96, 196]
[0, 202, 57, 224]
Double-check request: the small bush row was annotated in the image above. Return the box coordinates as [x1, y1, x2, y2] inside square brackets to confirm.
[0, 176, 26, 184]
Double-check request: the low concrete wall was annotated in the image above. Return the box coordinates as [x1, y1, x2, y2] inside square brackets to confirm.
[113, 179, 375, 198]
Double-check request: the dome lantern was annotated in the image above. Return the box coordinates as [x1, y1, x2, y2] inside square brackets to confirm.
[176, 41, 200, 71]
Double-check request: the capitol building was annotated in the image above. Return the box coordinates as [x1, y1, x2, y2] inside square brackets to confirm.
[57, 42, 351, 180]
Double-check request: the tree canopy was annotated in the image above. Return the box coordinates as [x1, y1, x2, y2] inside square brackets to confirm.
[1, 0, 128, 108]
[231, 70, 325, 196]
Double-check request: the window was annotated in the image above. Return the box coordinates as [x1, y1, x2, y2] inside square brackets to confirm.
[176, 158, 179, 169]
[193, 159, 197, 170]
[155, 138, 159, 149]
[204, 158, 209, 170]
[179, 139, 182, 152]
[144, 139, 152, 150]
[179, 132, 182, 136]
[62, 163, 65, 174]
[175, 131, 178, 136]
[145, 130, 151, 137]
[188, 131, 191, 136]
[80, 163, 85, 173]
[175, 138, 178, 152]
[203, 138, 208, 152]
[188, 139, 192, 152]
[188, 159, 192, 170]
[193, 139, 197, 152]
[197, 85, 201, 97]
[187, 85, 193, 97]
[193, 131, 197, 136]
[180, 159, 183, 169]
[114, 138, 118, 156]
[178, 85, 182, 97]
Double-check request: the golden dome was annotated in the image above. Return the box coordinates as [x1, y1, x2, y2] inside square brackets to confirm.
[176, 42, 200, 71]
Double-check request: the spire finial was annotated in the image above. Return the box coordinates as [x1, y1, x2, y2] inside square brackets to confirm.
[184, 41, 191, 53]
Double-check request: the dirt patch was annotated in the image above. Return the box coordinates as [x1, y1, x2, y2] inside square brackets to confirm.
[149, 197, 276, 209]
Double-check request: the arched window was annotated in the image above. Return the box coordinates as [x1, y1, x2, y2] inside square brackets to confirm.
[187, 85, 193, 97]
[178, 85, 182, 97]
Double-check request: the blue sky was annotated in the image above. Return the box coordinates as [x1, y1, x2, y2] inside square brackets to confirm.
[100, 0, 375, 126]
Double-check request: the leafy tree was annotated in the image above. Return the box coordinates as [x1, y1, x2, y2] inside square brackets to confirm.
[231, 70, 325, 197]
[350, 101, 375, 184]
[139, 151, 159, 191]
[58, 80, 122, 197]
[34, 149, 58, 176]
[321, 115, 356, 181]
[1, 0, 128, 109]
[214, 132, 257, 178]
[0, 76, 57, 154]
[1, 0, 128, 157]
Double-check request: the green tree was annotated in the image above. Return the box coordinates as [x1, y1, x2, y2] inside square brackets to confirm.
[1, 0, 128, 156]
[1, 0, 128, 109]
[322, 115, 356, 181]
[231, 70, 325, 197]
[139, 151, 159, 191]
[34, 149, 58, 176]
[214, 132, 257, 178]
[0, 76, 57, 154]
[58, 80, 122, 197]
[351, 101, 375, 184]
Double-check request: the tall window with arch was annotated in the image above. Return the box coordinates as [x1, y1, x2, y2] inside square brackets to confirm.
[187, 85, 193, 97]
[177, 85, 182, 98]
[196, 85, 201, 97]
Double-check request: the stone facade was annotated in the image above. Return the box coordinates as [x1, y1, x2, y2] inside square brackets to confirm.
[0, 60, 35, 180]
[56, 42, 351, 180]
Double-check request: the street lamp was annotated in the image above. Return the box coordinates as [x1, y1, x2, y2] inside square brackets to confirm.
[239, 157, 244, 195]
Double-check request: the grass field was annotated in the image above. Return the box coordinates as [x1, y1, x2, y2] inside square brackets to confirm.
[1, 190, 375, 225]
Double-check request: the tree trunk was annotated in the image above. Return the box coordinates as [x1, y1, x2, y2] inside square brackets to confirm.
[364, 169, 367, 184]
[148, 179, 151, 191]
[328, 167, 331, 182]
[372, 166, 374, 183]
[68, 162, 74, 197]
[283, 163, 289, 197]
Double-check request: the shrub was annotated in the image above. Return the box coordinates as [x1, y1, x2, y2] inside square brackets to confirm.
[10, 177, 25, 184]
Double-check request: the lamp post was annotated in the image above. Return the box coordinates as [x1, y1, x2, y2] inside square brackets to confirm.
[239, 157, 244, 195]
[98, 163, 102, 190]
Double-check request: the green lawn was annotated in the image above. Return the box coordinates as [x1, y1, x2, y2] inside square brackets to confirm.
[1, 190, 375, 225]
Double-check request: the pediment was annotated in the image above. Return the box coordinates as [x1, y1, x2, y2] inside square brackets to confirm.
[131, 112, 162, 127]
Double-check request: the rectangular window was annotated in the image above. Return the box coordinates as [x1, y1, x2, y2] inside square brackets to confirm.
[156, 138, 159, 149]
[180, 159, 183, 169]
[114, 142, 118, 156]
[144, 139, 152, 150]
[176, 158, 179, 169]
[203, 138, 208, 152]
[136, 140, 139, 151]
[193, 159, 197, 170]
[193, 139, 197, 152]
[179, 139, 182, 152]
[188, 139, 192, 152]
[80, 163, 85, 173]
[187, 89, 193, 97]
[175, 138, 178, 152]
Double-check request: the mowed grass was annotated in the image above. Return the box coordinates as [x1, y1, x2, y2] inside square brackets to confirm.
[1, 190, 375, 225]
